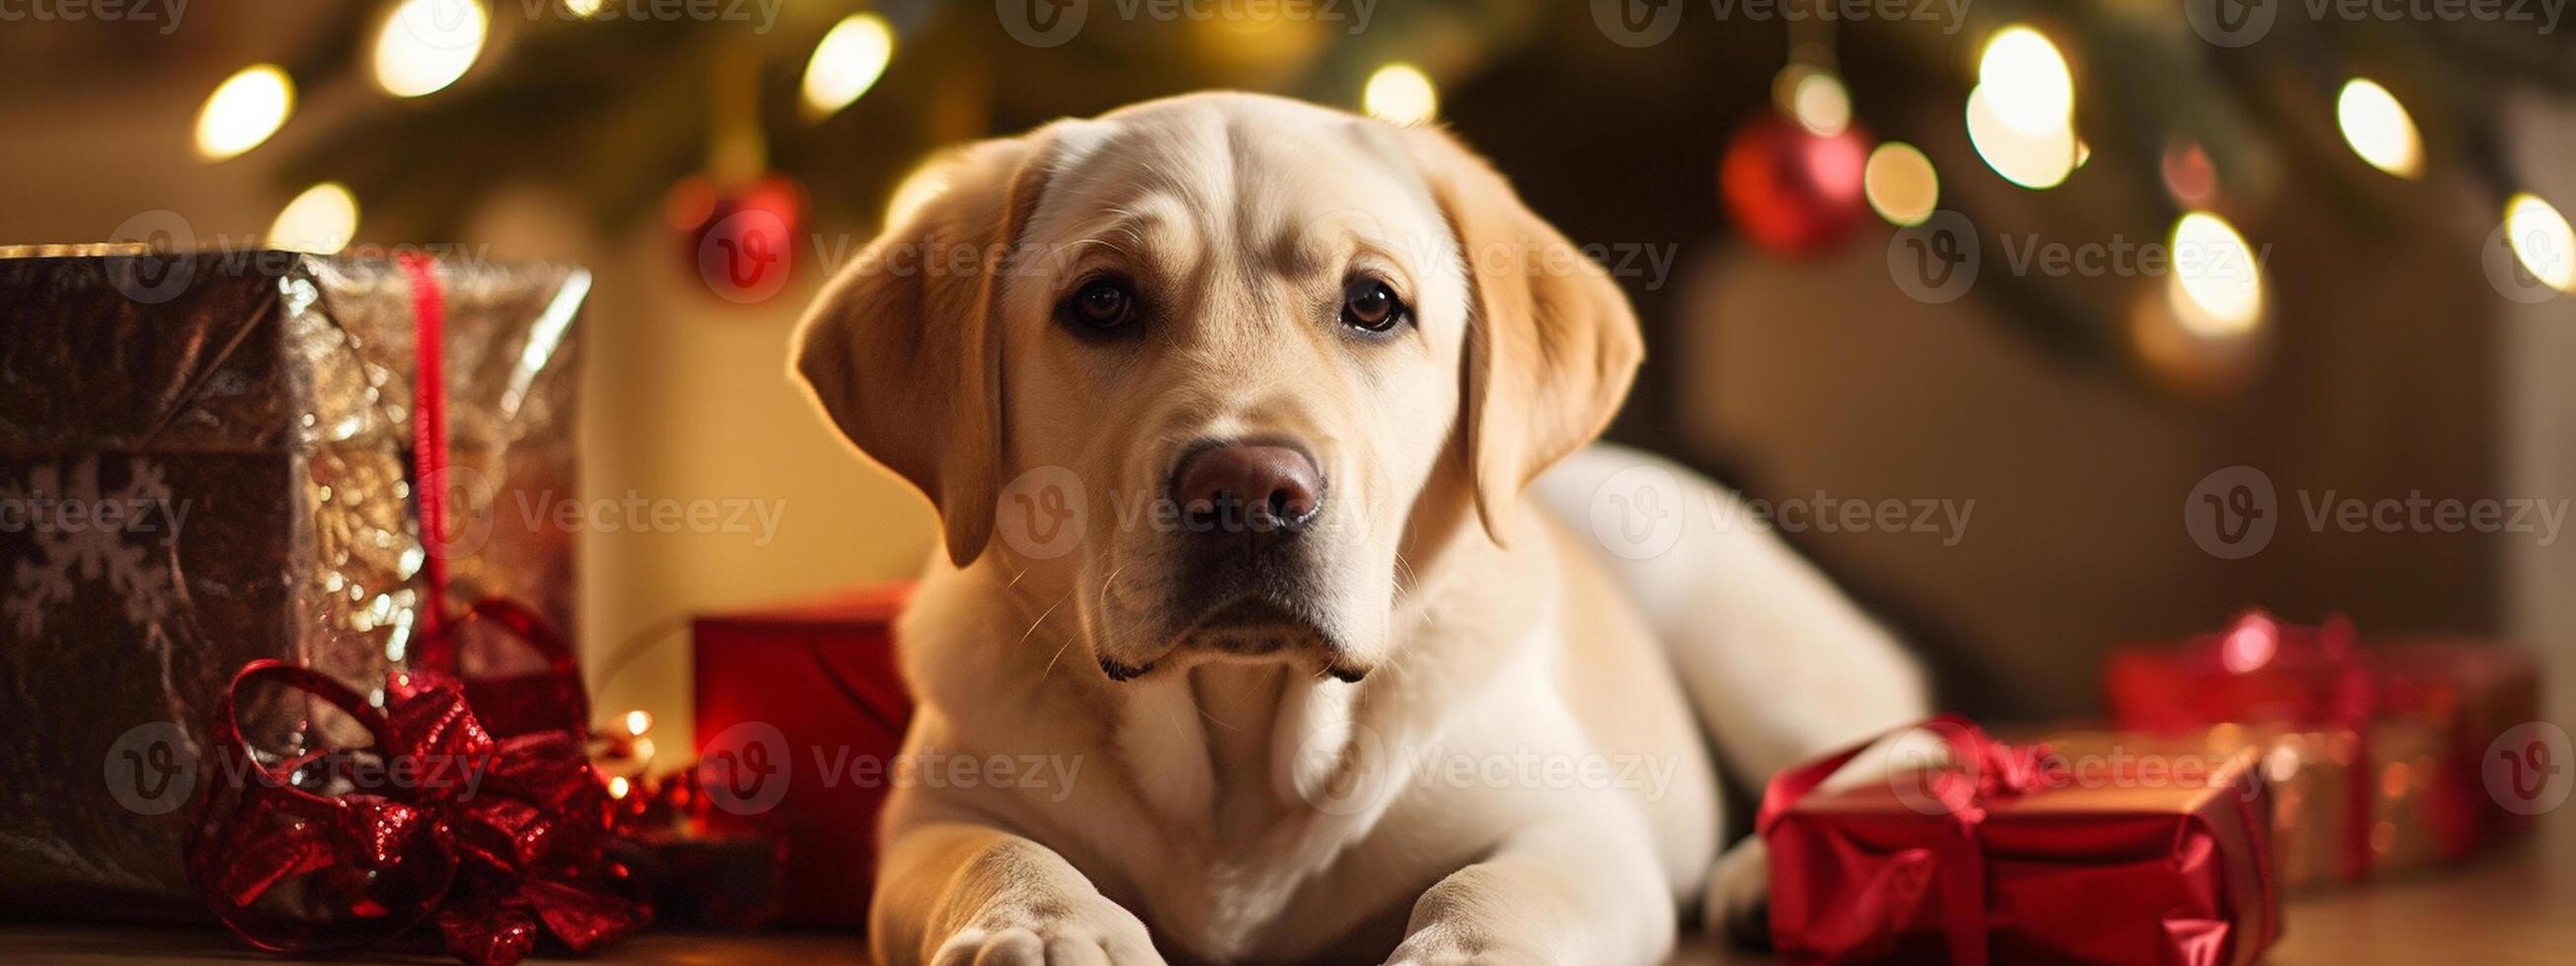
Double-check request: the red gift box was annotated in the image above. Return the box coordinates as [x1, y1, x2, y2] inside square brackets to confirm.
[692, 584, 914, 928]
[2105, 612, 2541, 881]
[1761, 717, 2280, 966]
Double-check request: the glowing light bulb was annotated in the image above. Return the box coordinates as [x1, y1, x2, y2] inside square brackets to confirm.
[1965, 86, 2075, 189]
[1363, 63, 1437, 126]
[2166, 211, 2264, 337]
[801, 13, 894, 119]
[1863, 141, 1939, 227]
[268, 182, 359, 254]
[2504, 193, 2576, 293]
[1789, 70, 1851, 138]
[623, 710, 653, 737]
[373, 0, 487, 98]
[1977, 27, 2073, 138]
[2336, 78, 2422, 178]
[195, 65, 294, 161]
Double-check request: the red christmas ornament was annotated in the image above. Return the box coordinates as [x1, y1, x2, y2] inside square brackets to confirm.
[1719, 114, 1871, 257]
[665, 173, 804, 305]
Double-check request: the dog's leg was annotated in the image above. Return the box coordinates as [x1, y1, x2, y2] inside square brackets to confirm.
[1383, 812, 1674, 966]
[872, 821, 1163, 966]
[1702, 725, 1953, 939]
[1531, 444, 1936, 945]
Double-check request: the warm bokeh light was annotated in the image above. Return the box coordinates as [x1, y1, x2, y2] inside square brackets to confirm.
[2504, 192, 2575, 293]
[268, 182, 360, 254]
[1978, 26, 2073, 138]
[1790, 71, 1851, 138]
[1966, 86, 2075, 189]
[194, 65, 294, 161]
[1863, 141, 1939, 226]
[2336, 78, 2422, 178]
[2160, 141, 2217, 206]
[607, 775, 631, 799]
[623, 709, 653, 737]
[374, 0, 488, 98]
[2166, 211, 2265, 337]
[801, 14, 895, 119]
[632, 737, 657, 762]
[1363, 63, 1437, 126]
[563, 0, 605, 17]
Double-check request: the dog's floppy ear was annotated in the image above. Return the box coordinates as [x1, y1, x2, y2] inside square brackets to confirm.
[1408, 126, 1645, 545]
[794, 134, 1054, 567]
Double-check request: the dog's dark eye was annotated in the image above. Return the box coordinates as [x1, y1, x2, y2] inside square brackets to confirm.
[1061, 278, 1138, 332]
[1341, 278, 1407, 333]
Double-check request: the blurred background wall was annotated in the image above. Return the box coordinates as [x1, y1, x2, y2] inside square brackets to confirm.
[3, 0, 2569, 742]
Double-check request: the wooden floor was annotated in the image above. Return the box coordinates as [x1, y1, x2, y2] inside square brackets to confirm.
[6, 826, 2568, 964]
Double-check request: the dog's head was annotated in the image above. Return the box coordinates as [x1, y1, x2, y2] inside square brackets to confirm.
[796, 93, 1638, 684]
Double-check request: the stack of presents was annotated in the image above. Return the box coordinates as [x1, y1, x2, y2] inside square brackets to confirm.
[0, 249, 2548, 963]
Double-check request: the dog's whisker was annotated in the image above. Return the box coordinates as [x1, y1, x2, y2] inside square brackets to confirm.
[1024, 590, 1076, 679]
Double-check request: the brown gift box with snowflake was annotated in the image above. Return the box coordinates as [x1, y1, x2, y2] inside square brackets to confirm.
[0, 247, 586, 922]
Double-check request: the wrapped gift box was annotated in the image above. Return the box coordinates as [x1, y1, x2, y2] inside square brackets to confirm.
[2105, 613, 2541, 884]
[692, 583, 913, 928]
[0, 247, 585, 921]
[1762, 718, 2280, 965]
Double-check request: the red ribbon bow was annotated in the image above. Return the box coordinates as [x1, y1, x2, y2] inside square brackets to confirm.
[1760, 715, 2280, 966]
[1759, 715, 2051, 964]
[189, 661, 646, 966]
[186, 254, 640, 964]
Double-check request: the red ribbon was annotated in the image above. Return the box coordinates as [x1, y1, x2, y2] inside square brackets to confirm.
[1761, 716, 2282, 966]
[403, 252, 454, 644]
[1758, 715, 2051, 964]
[188, 661, 645, 966]
[187, 256, 635, 963]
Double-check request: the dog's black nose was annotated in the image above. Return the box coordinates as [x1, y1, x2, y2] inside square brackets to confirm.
[1174, 443, 1321, 551]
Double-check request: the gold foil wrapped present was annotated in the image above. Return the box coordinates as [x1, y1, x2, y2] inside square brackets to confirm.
[0, 247, 586, 921]
[2046, 720, 2502, 891]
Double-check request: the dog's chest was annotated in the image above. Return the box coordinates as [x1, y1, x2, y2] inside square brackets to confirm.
[1106, 668, 1395, 957]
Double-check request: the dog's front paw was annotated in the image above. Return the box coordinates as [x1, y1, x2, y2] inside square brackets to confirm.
[1382, 926, 1549, 966]
[1705, 837, 1772, 947]
[930, 898, 1163, 966]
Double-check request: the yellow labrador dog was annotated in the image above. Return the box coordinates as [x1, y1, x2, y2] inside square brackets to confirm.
[795, 92, 1926, 965]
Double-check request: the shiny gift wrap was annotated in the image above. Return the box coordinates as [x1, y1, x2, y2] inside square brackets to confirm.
[1762, 718, 2280, 965]
[0, 247, 585, 920]
[691, 583, 913, 928]
[2106, 613, 2543, 884]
